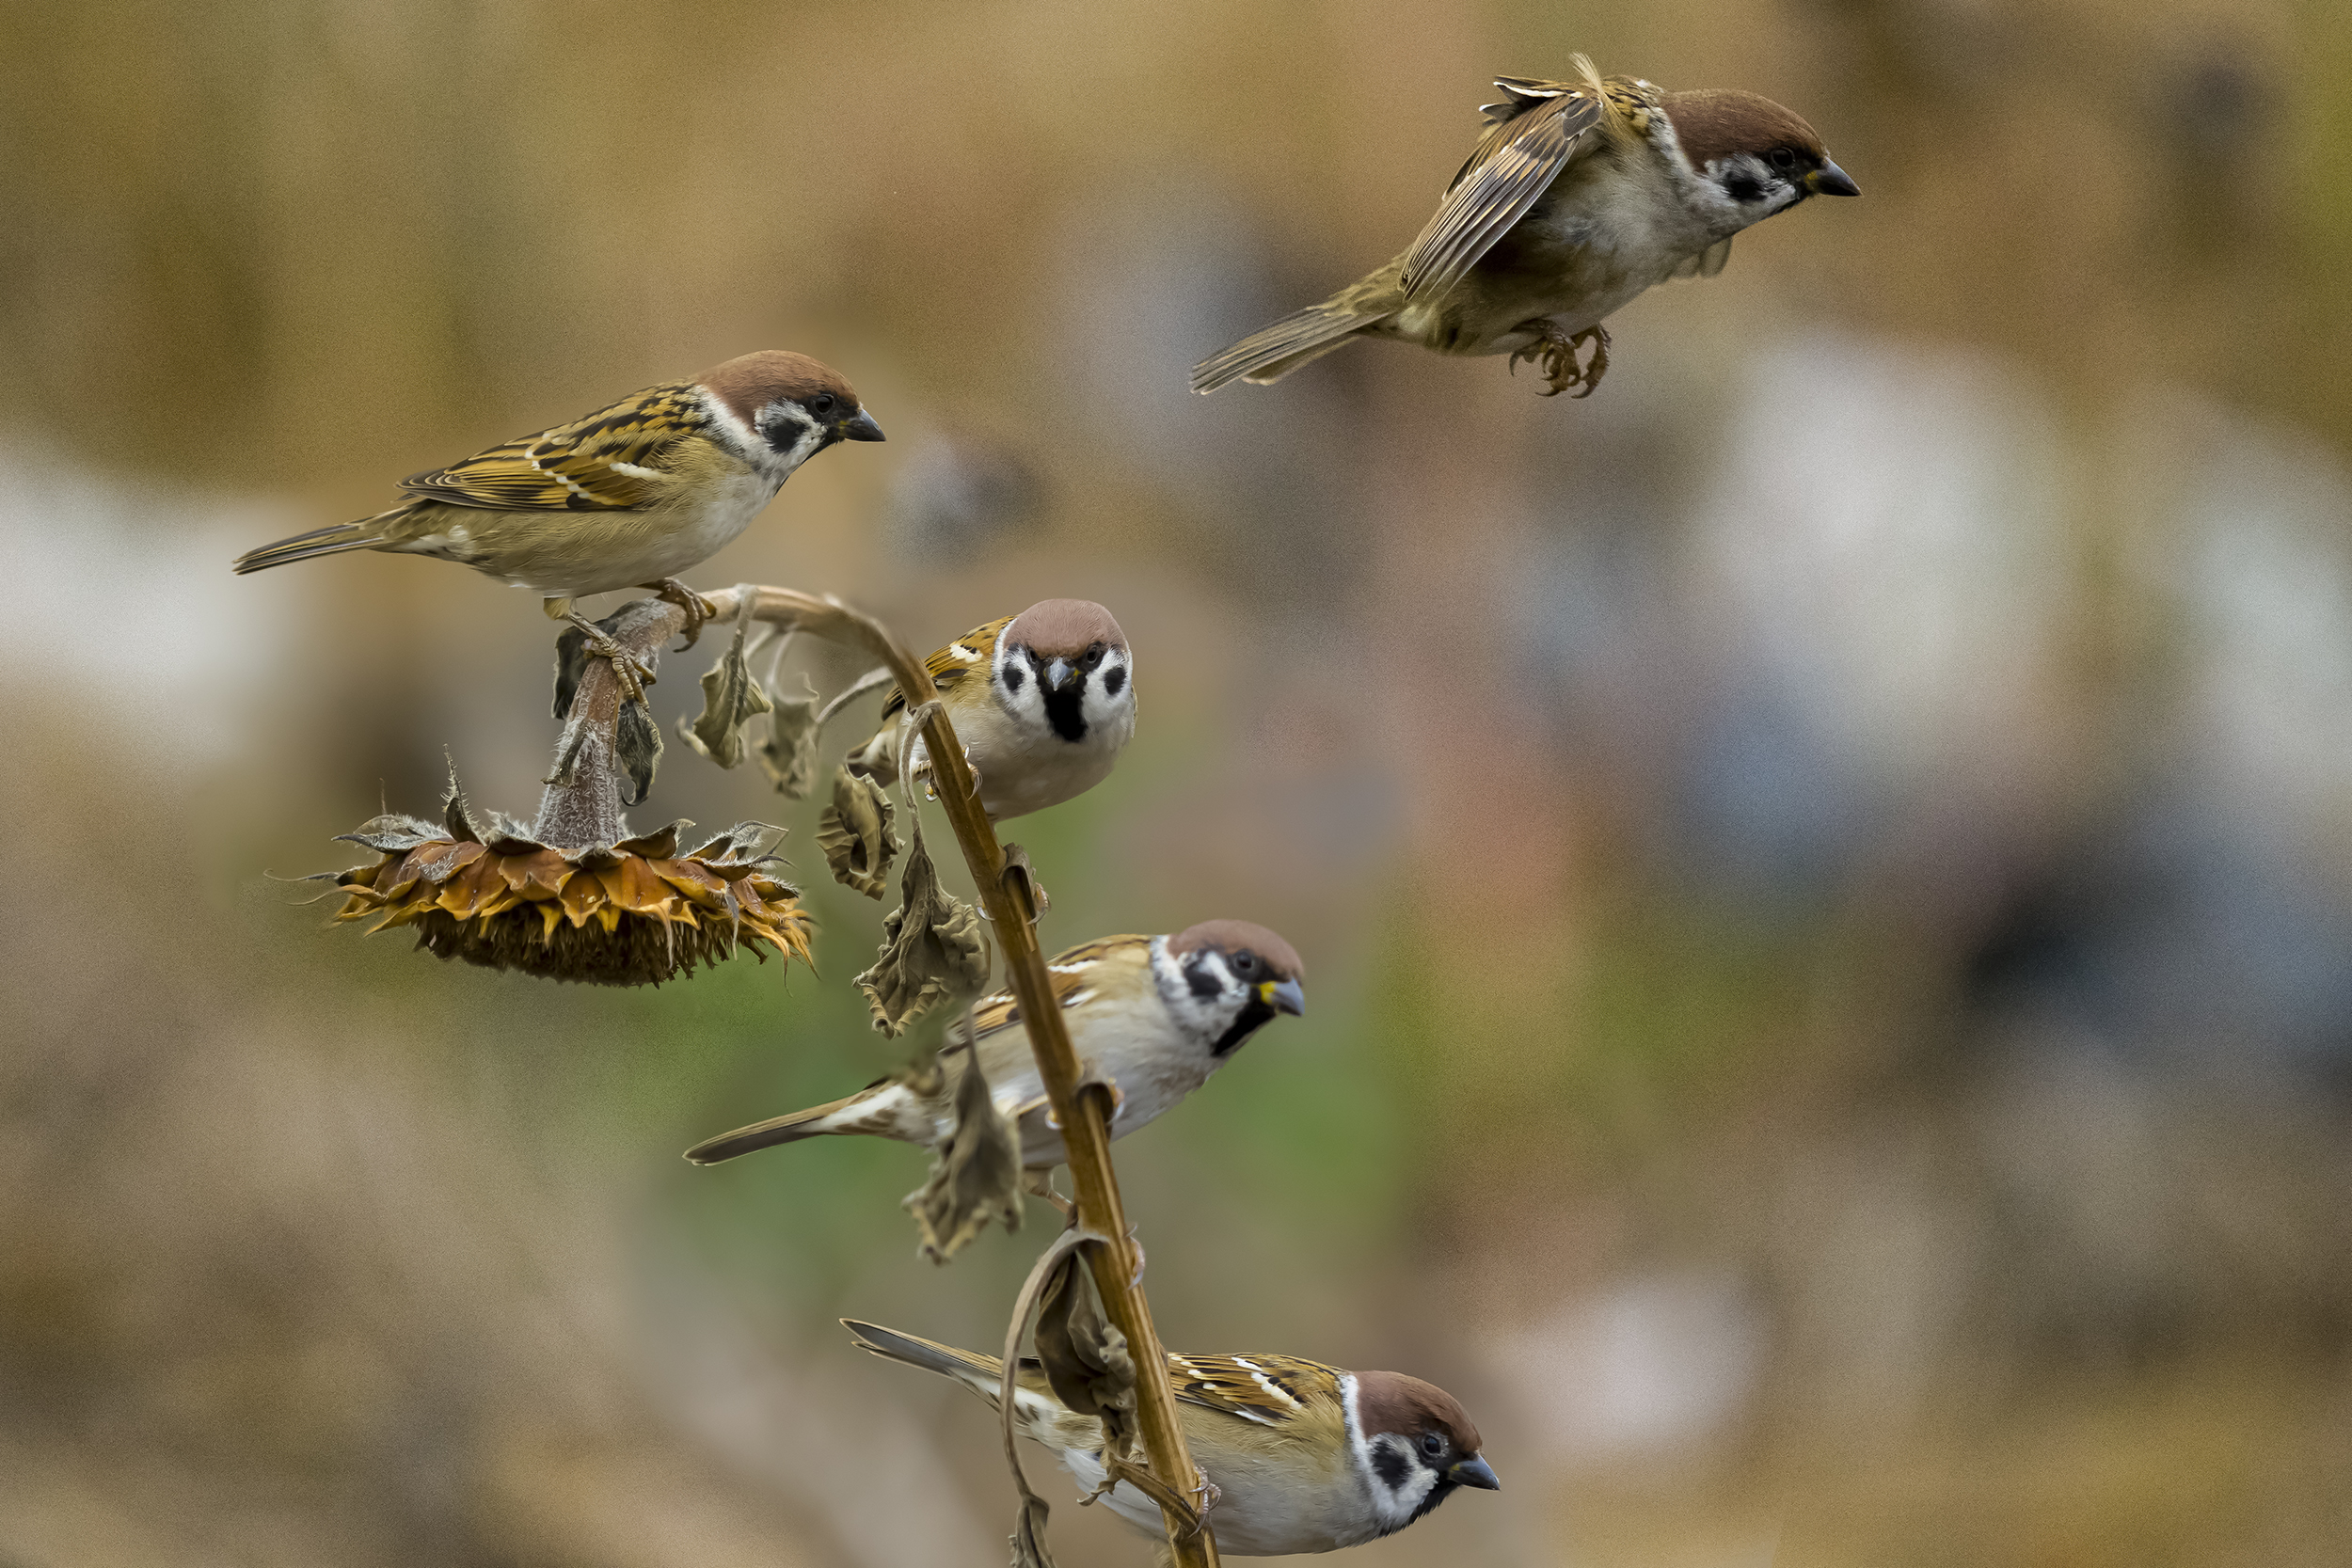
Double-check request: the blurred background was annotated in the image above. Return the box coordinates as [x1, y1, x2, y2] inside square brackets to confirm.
[5, 0, 2350, 1562]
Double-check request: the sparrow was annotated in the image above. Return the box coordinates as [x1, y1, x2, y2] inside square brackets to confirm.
[842, 1319, 1500, 1556]
[845, 598, 1137, 822]
[1192, 58, 1858, 398]
[231, 350, 884, 689]
[686, 920, 1304, 1171]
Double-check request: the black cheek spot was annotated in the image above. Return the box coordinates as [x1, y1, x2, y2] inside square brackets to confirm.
[1185, 958, 1225, 1004]
[1726, 174, 1764, 203]
[1103, 665, 1126, 697]
[1371, 1444, 1410, 1490]
[1003, 665, 1025, 692]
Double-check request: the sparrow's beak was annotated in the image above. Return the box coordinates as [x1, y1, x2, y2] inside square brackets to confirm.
[838, 409, 887, 442]
[1450, 1455, 1501, 1491]
[1044, 657, 1076, 690]
[1806, 160, 1861, 198]
[1260, 976, 1307, 1017]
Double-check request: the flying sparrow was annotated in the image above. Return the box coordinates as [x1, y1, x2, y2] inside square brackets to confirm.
[842, 1319, 1500, 1556]
[686, 920, 1304, 1170]
[1192, 57, 1858, 398]
[231, 350, 884, 688]
[845, 598, 1137, 822]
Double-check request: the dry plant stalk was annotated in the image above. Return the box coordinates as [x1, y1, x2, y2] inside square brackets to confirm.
[664, 583, 1224, 1567]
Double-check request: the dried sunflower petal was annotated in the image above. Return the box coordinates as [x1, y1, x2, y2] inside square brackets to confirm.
[676, 603, 773, 768]
[854, 818, 988, 1036]
[901, 1026, 1024, 1262]
[324, 808, 813, 987]
[818, 765, 898, 899]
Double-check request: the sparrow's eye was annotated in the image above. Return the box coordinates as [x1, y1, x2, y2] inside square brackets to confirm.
[1232, 952, 1257, 975]
[1768, 147, 1798, 172]
[810, 392, 837, 417]
[1081, 643, 1104, 668]
[1420, 1433, 1445, 1459]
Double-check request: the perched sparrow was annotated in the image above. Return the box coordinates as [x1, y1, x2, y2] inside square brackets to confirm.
[846, 599, 1137, 822]
[686, 920, 1304, 1169]
[231, 350, 883, 683]
[1193, 58, 1858, 398]
[843, 1319, 1499, 1556]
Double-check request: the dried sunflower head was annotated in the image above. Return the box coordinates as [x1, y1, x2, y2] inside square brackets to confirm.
[326, 793, 813, 986]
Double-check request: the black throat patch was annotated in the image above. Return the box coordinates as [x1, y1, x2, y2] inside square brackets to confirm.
[1041, 679, 1088, 742]
[1209, 998, 1274, 1058]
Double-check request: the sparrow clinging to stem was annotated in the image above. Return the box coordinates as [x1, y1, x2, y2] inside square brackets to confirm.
[232, 350, 884, 693]
[687, 920, 1304, 1177]
[845, 598, 1137, 823]
[1193, 57, 1858, 398]
[842, 1320, 1499, 1557]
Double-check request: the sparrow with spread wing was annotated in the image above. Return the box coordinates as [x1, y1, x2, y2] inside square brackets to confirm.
[232, 350, 883, 690]
[843, 1320, 1498, 1556]
[686, 920, 1303, 1172]
[1193, 58, 1857, 398]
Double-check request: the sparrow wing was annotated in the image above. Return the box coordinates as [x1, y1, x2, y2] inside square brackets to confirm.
[1166, 1353, 1346, 1430]
[960, 936, 1154, 1153]
[1398, 77, 1608, 303]
[879, 615, 1017, 720]
[397, 381, 713, 512]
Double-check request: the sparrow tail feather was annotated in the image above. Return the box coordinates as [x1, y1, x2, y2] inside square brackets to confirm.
[682, 1090, 875, 1164]
[842, 1319, 1007, 1399]
[1190, 303, 1388, 392]
[231, 512, 401, 575]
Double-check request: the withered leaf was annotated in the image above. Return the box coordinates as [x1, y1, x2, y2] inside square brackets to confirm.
[755, 674, 823, 799]
[1035, 1242, 1137, 1455]
[1010, 1492, 1058, 1568]
[854, 821, 989, 1036]
[616, 696, 662, 806]
[901, 1027, 1024, 1262]
[551, 609, 628, 721]
[818, 766, 898, 898]
[676, 602, 773, 768]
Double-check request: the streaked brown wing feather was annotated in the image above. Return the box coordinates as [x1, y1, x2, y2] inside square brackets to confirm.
[1167, 1353, 1344, 1428]
[1400, 83, 1604, 302]
[398, 381, 711, 512]
[953, 935, 1153, 1048]
[880, 615, 1016, 720]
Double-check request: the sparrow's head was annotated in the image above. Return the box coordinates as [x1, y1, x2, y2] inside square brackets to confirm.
[700, 350, 885, 472]
[1662, 89, 1858, 228]
[1152, 919, 1306, 1056]
[1350, 1370, 1499, 1534]
[992, 598, 1135, 743]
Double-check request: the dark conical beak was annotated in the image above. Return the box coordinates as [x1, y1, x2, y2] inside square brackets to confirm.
[1260, 977, 1306, 1017]
[838, 409, 886, 442]
[1450, 1455, 1501, 1491]
[1807, 160, 1860, 198]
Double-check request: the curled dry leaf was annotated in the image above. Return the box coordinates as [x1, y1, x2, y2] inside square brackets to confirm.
[854, 818, 989, 1036]
[818, 765, 898, 898]
[1036, 1240, 1139, 1470]
[324, 805, 813, 987]
[900, 1023, 1025, 1262]
[677, 601, 774, 769]
[756, 673, 823, 799]
[615, 696, 662, 805]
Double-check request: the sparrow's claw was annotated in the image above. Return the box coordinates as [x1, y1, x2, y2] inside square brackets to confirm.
[643, 578, 720, 648]
[1508, 321, 1612, 398]
[562, 611, 657, 705]
[1022, 1169, 1079, 1225]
